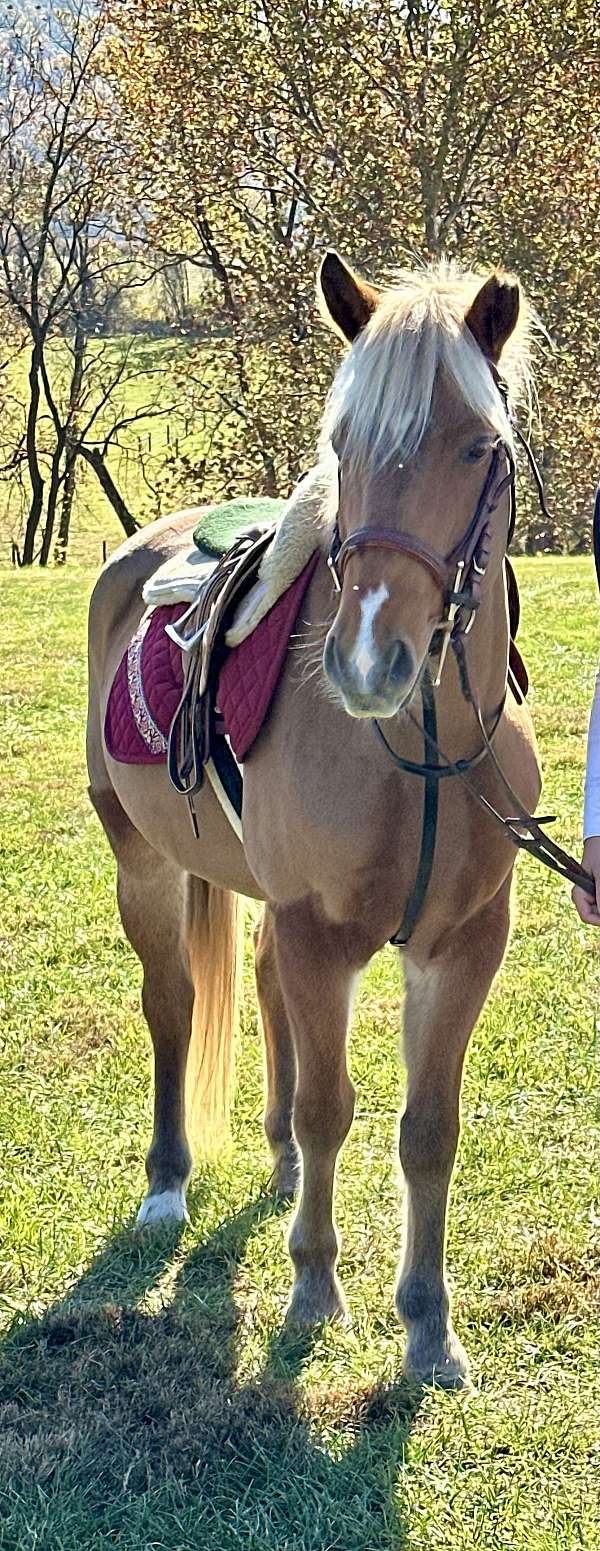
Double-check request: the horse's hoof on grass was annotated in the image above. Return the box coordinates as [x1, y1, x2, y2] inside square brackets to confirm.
[403, 1332, 472, 1392]
[285, 1271, 349, 1327]
[136, 1188, 190, 1230]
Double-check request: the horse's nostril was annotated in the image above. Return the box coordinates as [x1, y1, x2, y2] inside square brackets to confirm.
[387, 639, 414, 687]
[323, 631, 340, 683]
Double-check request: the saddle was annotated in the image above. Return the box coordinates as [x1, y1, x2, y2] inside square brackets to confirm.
[166, 527, 320, 810]
[166, 524, 276, 802]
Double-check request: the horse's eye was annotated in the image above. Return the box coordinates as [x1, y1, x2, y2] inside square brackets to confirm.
[462, 442, 488, 464]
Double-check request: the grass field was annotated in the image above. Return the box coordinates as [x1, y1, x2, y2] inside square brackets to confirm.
[0, 559, 598, 1551]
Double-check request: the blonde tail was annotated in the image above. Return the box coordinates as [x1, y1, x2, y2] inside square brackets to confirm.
[185, 877, 242, 1156]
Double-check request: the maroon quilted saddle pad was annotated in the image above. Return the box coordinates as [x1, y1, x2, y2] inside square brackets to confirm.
[105, 552, 319, 766]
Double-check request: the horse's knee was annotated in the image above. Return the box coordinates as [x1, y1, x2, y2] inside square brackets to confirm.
[294, 1074, 355, 1153]
[399, 1101, 459, 1184]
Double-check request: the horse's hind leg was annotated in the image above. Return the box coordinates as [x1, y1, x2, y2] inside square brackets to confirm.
[91, 789, 194, 1227]
[397, 879, 512, 1387]
[254, 906, 300, 1198]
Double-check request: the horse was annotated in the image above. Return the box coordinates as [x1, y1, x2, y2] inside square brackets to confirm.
[87, 255, 541, 1387]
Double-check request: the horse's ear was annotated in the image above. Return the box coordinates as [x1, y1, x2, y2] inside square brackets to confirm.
[464, 271, 520, 363]
[317, 251, 380, 343]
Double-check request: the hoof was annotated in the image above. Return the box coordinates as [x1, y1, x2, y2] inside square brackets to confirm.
[286, 1270, 349, 1327]
[403, 1328, 471, 1391]
[397, 1275, 471, 1390]
[136, 1187, 189, 1230]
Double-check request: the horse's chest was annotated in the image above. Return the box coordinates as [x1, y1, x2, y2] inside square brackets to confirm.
[243, 729, 426, 929]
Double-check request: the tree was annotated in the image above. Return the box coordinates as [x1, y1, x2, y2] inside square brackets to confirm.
[111, 0, 599, 548]
[0, 1, 180, 562]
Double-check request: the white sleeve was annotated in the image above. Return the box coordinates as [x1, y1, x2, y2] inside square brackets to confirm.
[583, 663, 600, 839]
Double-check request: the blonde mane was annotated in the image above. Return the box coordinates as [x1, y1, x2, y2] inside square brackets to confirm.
[319, 261, 534, 476]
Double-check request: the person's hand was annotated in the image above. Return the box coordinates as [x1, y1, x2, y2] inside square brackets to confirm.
[572, 835, 600, 925]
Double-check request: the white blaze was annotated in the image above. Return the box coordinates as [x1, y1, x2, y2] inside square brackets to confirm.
[354, 584, 389, 682]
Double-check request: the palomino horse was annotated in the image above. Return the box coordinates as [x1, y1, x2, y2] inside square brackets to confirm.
[87, 257, 541, 1387]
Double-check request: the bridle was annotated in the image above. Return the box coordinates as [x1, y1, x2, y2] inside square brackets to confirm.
[325, 376, 594, 943]
[328, 437, 514, 690]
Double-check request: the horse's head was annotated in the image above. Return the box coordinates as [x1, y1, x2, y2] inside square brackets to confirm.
[318, 253, 528, 718]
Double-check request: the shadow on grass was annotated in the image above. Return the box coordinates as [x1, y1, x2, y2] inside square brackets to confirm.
[0, 1191, 423, 1550]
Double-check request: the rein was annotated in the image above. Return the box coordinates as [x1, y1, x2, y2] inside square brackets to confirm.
[327, 397, 595, 943]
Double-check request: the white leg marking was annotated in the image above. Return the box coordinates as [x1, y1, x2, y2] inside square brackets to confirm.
[136, 1187, 189, 1228]
[354, 584, 389, 683]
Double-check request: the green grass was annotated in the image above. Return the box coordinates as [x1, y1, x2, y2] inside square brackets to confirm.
[0, 558, 598, 1550]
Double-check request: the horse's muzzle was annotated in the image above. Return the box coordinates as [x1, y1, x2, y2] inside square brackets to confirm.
[323, 631, 417, 718]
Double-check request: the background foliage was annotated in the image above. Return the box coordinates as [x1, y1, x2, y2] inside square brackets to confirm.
[0, 0, 598, 559]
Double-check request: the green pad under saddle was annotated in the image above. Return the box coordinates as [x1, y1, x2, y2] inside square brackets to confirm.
[193, 497, 285, 558]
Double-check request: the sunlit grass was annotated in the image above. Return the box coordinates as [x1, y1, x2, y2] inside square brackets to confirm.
[0, 559, 597, 1550]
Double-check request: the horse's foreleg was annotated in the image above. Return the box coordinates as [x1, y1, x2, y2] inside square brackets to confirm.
[397, 879, 512, 1387]
[254, 906, 300, 1198]
[274, 905, 357, 1324]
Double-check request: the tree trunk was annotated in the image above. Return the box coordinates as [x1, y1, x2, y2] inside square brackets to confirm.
[260, 452, 278, 496]
[54, 308, 86, 564]
[22, 340, 45, 564]
[39, 441, 64, 565]
[79, 444, 138, 535]
[54, 443, 77, 564]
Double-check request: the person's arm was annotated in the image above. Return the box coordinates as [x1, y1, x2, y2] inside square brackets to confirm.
[573, 484, 600, 925]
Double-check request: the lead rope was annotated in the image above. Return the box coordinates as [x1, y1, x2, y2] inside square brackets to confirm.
[451, 636, 595, 895]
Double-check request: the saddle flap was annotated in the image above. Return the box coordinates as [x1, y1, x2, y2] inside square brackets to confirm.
[199, 528, 276, 694]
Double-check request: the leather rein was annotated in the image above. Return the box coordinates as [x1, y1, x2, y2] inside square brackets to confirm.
[326, 387, 594, 944]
